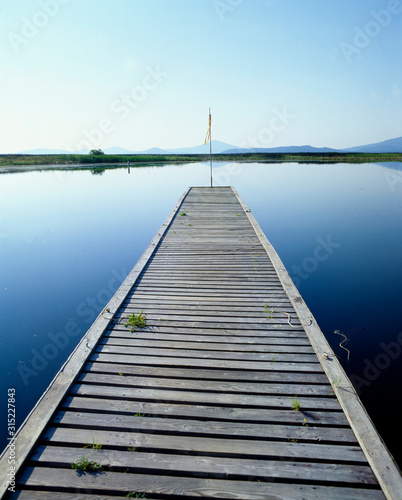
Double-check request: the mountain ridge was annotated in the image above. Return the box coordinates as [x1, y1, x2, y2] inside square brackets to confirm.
[16, 137, 402, 155]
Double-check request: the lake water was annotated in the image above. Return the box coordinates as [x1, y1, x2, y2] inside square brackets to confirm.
[1, 161, 401, 467]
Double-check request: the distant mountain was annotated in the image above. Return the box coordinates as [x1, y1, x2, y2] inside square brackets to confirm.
[104, 140, 237, 155]
[142, 147, 169, 154]
[223, 145, 337, 154]
[103, 146, 134, 154]
[342, 136, 402, 153]
[163, 140, 237, 155]
[16, 137, 402, 156]
[224, 136, 402, 154]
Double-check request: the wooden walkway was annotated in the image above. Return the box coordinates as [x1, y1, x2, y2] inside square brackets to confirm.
[1, 187, 401, 499]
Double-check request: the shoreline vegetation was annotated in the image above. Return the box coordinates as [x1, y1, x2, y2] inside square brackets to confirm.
[0, 152, 401, 170]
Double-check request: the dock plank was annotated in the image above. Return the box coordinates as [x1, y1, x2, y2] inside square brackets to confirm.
[17, 467, 385, 500]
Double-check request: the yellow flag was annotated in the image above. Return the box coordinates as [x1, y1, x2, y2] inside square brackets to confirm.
[204, 110, 211, 145]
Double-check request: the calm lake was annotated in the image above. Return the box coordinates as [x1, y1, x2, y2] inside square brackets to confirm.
[1, 161, 402, 467]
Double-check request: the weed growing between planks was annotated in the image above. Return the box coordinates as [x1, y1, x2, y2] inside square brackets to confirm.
[264, 302, 273, 319]
[124, 311, 147, 332]
[291, 396, 301, 411]
[330, 377, 342, 395]
[71, 456, 103, 472]
[83, 437, 102, 450]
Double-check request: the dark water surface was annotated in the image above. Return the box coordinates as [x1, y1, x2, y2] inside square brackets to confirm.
[1, 162, 401, 467]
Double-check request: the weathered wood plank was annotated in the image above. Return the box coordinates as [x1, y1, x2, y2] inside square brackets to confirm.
[31, 446, 377, 485]
[84, 361, 328, 383]
[77, 372, 331, 396]
[52, 411, 357, 443]
[112, 314, 302, 327]
[123, 301, 295, 312]
[70, 384, 341, 410]
[104, 331, 312, 344]
[90, 352, 325, 372]
[42, 427, 366, 462]
[62, 396, 350, 426]
[95, 344, 317, 362]
[100, 337, 315, 353]
[108, 324, 307, 336]
[12, 492, 123, 500]
[96, 343, 316, 361]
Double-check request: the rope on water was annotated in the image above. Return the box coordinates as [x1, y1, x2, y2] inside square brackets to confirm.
[334, 329, 350, 362]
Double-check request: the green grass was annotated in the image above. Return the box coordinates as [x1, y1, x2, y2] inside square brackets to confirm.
[71, 455, 103, 472]
[330, 377, 342, 395]
[291, 396, 301, 411]
[127, 493, 147, 498]
[124, 311, 147, 332]
[83, 437, 102, 450]
[264, 303, 273, 318]
[1, 152, 401, 168]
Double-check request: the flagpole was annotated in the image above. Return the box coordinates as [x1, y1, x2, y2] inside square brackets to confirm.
[209, 108, 213, 188]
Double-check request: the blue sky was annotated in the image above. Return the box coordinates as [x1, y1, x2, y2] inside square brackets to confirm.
[0, 0, 401, 153]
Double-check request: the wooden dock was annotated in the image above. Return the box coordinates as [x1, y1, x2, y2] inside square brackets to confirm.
[1, 186, 401, 499]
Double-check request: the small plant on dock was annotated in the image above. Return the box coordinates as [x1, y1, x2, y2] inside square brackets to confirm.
[291, 396, 301, 411]
[84, 437, 102, 450]
[302, 418, 309, 427]
[127, 492, 147, 498]
[330, 377, 342, 395]
[264, 303, 273, 319]
[71, 455, 103, 472]
[179, 211, 187, 216]
[124, 311, 147, 331]
[127, 446, 137, 452]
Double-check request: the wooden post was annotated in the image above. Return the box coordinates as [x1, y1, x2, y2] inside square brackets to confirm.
[209, 109, 212, 188]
